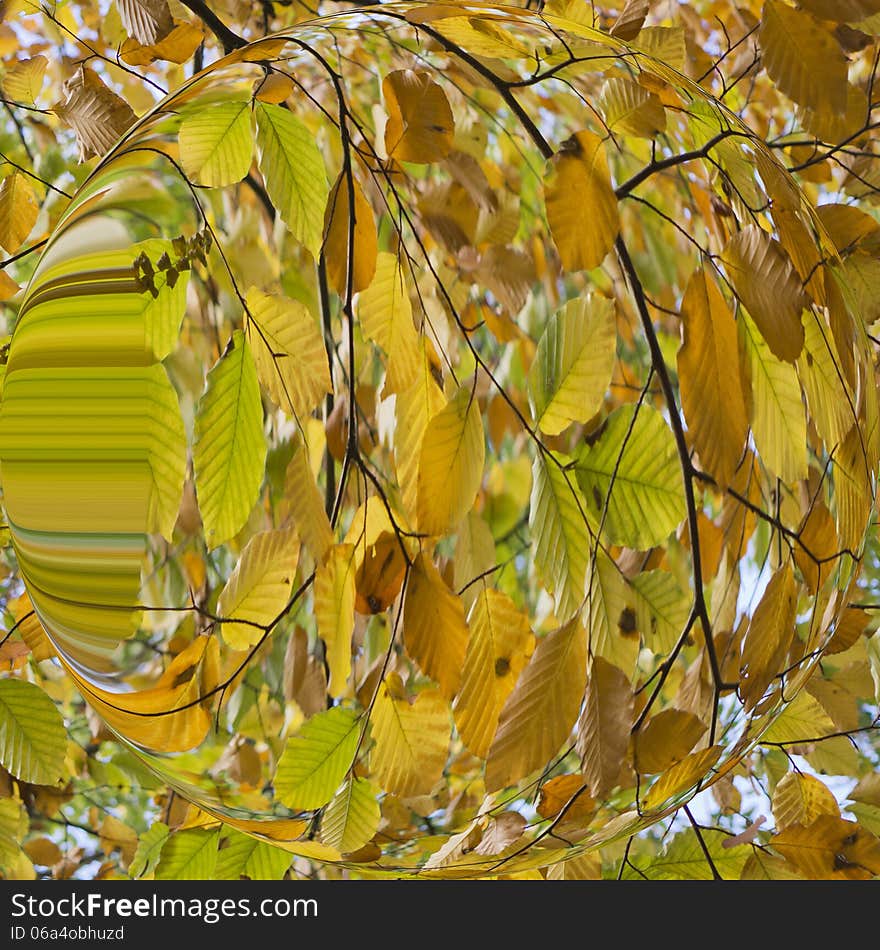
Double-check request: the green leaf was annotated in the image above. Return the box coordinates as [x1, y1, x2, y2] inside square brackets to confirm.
[528, 293, 616, 437]
[320, 776, 381, 855]
[254, 102, 329, 258]
[128, 822, 169, 879]
[575, 403, 686, 549]
[179, 98, 253, 187]
[155, 828, 219, 880]
[0, 678, 67, 785]
[192, 329, 267, 548]
[215, 829, 292, 880]
[623, 828, 750, 880]
[530, 450, 591, 621]
[274, 706, 360, 810]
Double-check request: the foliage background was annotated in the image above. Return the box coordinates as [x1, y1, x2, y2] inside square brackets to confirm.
[1, 0, 880, 880]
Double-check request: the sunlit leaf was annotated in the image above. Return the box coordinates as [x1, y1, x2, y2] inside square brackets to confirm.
[678, 267, 749, 487]
[403, 553, 469, 699]
[528, 293, 616, 437]
[179, 98, 253, 188]
[384, 69, 454, 163]
[217, 528, 300, 651]
[486, 616, 587, 792]
[544, 130, 619, 271]
[255, 101, 329, 258]
[245, 286, 331, 422]
[192, 330, 266, 548]
[320, 776, 381, 855]
[0, 172, 39, 254]
[417, 386, 485, 536]
[772, 771, 840, 831]
[575, 403, 686, 550]
[454, 588, 535, 758]
[314, 543, 357, 698]
[0, 678, 66, 785]
[274, 706, 360, 810]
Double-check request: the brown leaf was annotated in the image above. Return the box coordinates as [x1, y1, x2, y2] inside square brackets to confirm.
[117, 0, 174, 45]
[473, 811, 526, 855]
[323, 171, 377, 296]
[577, 656, 633, 799]
[283, 626, 327, 716]
[52, 67, 136, 161]
[722, 225, 806, 363]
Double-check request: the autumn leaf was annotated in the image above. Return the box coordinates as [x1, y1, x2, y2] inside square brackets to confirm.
[323, 171, 377, 296]
[678, 267, 749, 487]
[486, 616, 587, 792]
[52, 67, 136, 160]
[0, 172, 39, 254]
[117, 0, 174, 45]
[403, 553, 469, 699]
[545, 130, 619, 272]
[383, 69, 454, 163]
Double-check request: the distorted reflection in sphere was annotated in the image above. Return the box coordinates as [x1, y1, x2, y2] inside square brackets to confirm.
[0, 3, 874, 875]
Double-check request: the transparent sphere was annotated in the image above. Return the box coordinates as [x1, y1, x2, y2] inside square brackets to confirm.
[1, 3, 874, 875]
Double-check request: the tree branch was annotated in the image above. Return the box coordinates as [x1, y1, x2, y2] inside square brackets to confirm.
[178, 0, 247, 54]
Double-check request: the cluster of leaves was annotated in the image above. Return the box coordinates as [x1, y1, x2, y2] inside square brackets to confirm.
[1, 0, 880, 881]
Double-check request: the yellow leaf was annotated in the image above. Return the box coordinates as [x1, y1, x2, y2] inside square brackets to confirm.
[320, 776, 381, 855]
[772, 815, 880, 879]
[245, 287, 331, 422]
[383, 69, 454, 164]
[643, 745, 723, 811]
[403, 553, 469, 699]
[577, 657, 633, 799]
[633, 709, 707, 775]
[723, 226, 805, 363]
[9, 592, 53, 662]
[2, 55, 47, 105]
[254, 72, 295, 104]
[772, 771, 840, 831]
[536, 774, 595, 822]
[544, 130, 619, 272]
[280, 436, 333, 566]
[794, 500, 840, 594]
[796, 310, 854, 452]
[73, 636, 218, 754]
[486, 616, 587, 792]
[323, 172, 377, 297]
[796, 0, 880, 23]
[369, 683, 450, 798]
[761, 691, 836, 744]
[832, 420, 873, 553]
[738, 309, 807, 484]
[678, 267, 748, 487]
[453, 588, 534, 758]
[759, 0, 848, 115]
[0, 270, 19, 301]
[394, 341, 446, 525]
[585, 550, 638, 678]
[739, 561, 797, 711]
[599, 76, 666, 138]
[417, 386, 485, 536]
[179, 98, 253, 188]
[356, 251, 420, 394]
[0, 172, 38, 254]
[314, 543, 357, 698]
[119, 22, 204, 65]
